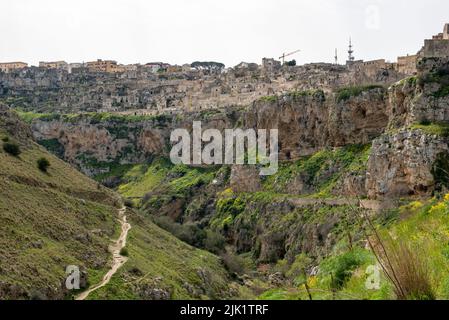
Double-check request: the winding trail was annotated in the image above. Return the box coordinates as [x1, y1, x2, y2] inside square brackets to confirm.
[76, 207, 131, 300]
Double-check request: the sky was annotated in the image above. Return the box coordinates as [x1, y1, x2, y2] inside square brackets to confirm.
[1, 0, 448, 68]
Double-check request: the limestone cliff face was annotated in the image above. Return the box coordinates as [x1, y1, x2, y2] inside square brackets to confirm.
[388, 57, 449, 129]
[229, 166, 261, 193]
[31, 117, 169, 175]
[368, 57, 449, 198]
[26, 58, 449, 199]
[366, 130, 449, 198]
[245, 88, 388, 160]
[29, 109, 241, 175]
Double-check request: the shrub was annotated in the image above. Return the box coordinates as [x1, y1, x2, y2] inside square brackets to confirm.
[320, 248, 369, 290]
[152, 216, 206, 248]
[37, 157, 50, 172]
[373, 236, 435, 300]
[3, 142, 21, 156]
[432, 152, 449, 190]
[1, 136, 9, 142]
[124, 199, 134, 208]
[419, 119, 431, 126]
[204, 230, 226, 254]
[220, 252, 248, 276]
[336, 85, 384, 103]
[286, 254, 313, 282]
[119, 247, 129, 257]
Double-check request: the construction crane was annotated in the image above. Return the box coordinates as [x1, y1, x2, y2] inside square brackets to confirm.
[279, 49, 301, 64]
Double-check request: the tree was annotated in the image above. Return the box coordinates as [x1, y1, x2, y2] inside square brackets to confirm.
[37, 157, 50, 172]
[286, 59, 297, 66]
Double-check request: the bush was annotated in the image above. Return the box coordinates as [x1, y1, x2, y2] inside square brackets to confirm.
[220, 252, 247, 276]
[204, 230, 226, 254]
[373, 236, 435, 300]
[3, 142, 21, 156]
[119, 247, 129, 257]
[124, 199, 134, 208]
[419, 119, 432, 126]
[37, 157, 50, 172]
[336, 85, 384, 103]
[286, 254, 313, 283]
[320, 248, 369, 290]
[152, 216, 206, 248]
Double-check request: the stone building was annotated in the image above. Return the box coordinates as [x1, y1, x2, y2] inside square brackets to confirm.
[262, 58, 281, 72]
[395, 55, 418, 75]
[86, 59, 124, 73]
[39, 61, 69, 71]
[419, 23, 449, 58]
[0, 62, 28, 73]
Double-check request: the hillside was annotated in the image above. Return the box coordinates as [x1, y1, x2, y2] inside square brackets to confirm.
[0, 104, 238, 300]
[19, 56, 449, 300]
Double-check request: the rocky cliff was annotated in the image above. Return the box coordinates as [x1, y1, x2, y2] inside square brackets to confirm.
[27, 78, 443, 200]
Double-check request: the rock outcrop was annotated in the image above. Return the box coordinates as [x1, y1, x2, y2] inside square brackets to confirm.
[366, 130, 449, 198]
[245, 88, 388, 160]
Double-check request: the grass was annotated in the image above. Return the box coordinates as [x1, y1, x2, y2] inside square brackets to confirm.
[258, 90, 326, 104]
[0, 130, 122, 299]
[86, 209, 241, 300]
[336, 85, 384, 103]
[117, 159, 172, 198]
[410, 122, 449, 137]
[255, 195, 449, 300]
[15, 110, 172, 125]
[262, 144, 371, 198]
[0, 125, 239, 300]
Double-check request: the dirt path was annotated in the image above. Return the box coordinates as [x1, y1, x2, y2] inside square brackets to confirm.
[76, 207, 131, 300]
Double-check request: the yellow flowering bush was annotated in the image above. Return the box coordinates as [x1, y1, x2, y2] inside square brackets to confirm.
[444, 193, 449, 202]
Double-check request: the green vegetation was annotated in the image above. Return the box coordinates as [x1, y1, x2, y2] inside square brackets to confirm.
[16, 110, 172, 125]
[15, 111, 61, 123]
[119, 247, 129, 257]
[38, 139, 65, 157]
[398, 76, 418, 87]
[262, 144, 371, 198]
[2, 141, 21, 156]
[259, 95, 278, 103]
[0, 129, 121, 299]
[287, 89, 325, 101]
[0, 117, 238, 300]
[419, 69, 449, 98]
[336, 85, 384, 103]
[255, 195, 449, 300]
[117, 158, 220, 200]
[259, 90, 326, 104]
[86, 209, 240, 300]
[319, 248, 372, 290]
[431, 152, 449, 190]
[410, 122, 449, 137]
[37, 157, 50, 172]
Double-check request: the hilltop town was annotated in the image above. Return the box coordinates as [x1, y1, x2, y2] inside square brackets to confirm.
[1, 24, 448, 115]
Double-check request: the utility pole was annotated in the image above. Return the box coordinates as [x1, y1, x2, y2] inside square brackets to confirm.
[334, 48, 338, 65]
